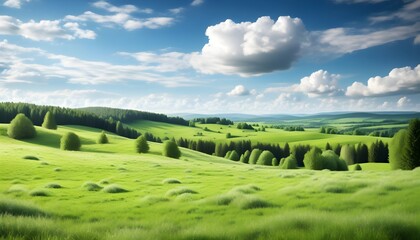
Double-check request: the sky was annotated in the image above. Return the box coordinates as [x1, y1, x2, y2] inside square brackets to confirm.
[0, 0, 419, 114]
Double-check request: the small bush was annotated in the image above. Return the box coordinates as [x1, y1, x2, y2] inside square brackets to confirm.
[249, 149, 262, 165]
[99, 179, 110, 185]
[97, 131, 109, 144]
[82, 182, 102, 191]
[22, 155, 39, 161]
[29, 189, 50, 197]
[41, 111, 57, 130]
[162, 141, 181, 159]
[135, 135, 149, 153]
[0, 198, 47, 217]
[7, 113, 36, 139]
[103, 184, 128, 193]
[162, 178, 181, 184]
[354, 164, 362, 171]
[272, 157, 279, 166]
[166, 187, 197, 197]
[228, 150, 240, 161]
[60, 132, 81, 151]
[45, 183, 62, 189]
[240, 150, 251, 164]
[256, 150, 274, 166]
[280, 155, 298, 169]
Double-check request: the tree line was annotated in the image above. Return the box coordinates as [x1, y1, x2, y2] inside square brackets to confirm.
[192, 117, 234, 125]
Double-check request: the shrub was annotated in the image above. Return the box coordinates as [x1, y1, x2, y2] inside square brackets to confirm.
[321, 150, 339, 171]
[60, 132, 81, 151]
[162, 178, 181, 184]
[41, 111, 57, 130]
[7, 113, 36, 139]
[224, 151, 232, 159]
[228, 150, 240, 161]
[44, 183, 62, 189]
[103, 184, 128, 193]
[135, 135, 149, 153]
[0, 199, 47, 217]
[256, 150, 274, 165]
[354, 164, 362, 171]
[240, 150, 251, 164]
[229, 185, 260, 194]
[280, 155, 298, 169]
[337, 158, 349, 171]
[232, 195, 272, 210]
[390, 119, 420, 170]
[272, 157, 279, 166]
[82, 182, 102, 191]
[340, 145, 356, 165]
[303, 147, 323, 170]
[162, 141, 181, 159]
[165, 187, 197, 197]
[22, 155, 39, 161]
[97, 131, 109, 144]
[29, 189, 50, 197]
[304, 149, 347, 171]
[249, 149, 262, 164]
[226, 133, 231, 138]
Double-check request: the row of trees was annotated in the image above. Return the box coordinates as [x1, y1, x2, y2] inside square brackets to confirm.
[192, 117, 233, 125]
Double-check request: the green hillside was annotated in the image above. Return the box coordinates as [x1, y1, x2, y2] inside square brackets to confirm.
[1, 123, 419, 239]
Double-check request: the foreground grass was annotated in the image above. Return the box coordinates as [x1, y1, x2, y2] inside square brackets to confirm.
[0, 124, 419, 239]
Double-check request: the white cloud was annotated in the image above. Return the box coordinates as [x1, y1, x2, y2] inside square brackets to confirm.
[397, 96, 410, 107]
[3, 0, 30, 9]
[370, 0, 420, 23]
[227, 85, 250, 96]
[415, 35, 420, 44]
[0, 15, 96, 41]
[191, 0, 204, 6]
[293, 70, 341, 97]
[313, 23, 420, 54]
[190, 16, 307, 77]
[346, 64, 420, 97]
[65, 1, 173, 31]
[169, 7, 184, 14]
[118, 51, 191, 72]
[0, 40, 197, 87]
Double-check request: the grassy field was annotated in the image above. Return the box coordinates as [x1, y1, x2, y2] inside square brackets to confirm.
[128, 120, 390, 148]
[1, 124, 419, 239]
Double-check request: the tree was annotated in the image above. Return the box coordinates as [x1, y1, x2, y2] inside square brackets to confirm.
[389, 129, 409, 169]
[257, 150, 274, 166]
[340, 145, 355, 165]
[97, 131, 109, 144]
[391, 119, 420, 170]
[272, 157, 279, 166]
[135, 135, 149, 153]
[60, 132, 81, 151]
[249, 149, 262, 164]
[41, 111, 57, 130]
[355, 143, 368, 163]
[333, 144, 342, 156]
[162, 141, 181, 159]
[354, 164, 362, 171]
[303, 147, 323, 170]
[226, 133, 232, 139]
[283, 142, 290, 158]
[7, 113, 36, 139]
[116, 121, 124, 136]
[320, 126, 326, 133]
[280, 155, 298, 169]
[325, 142, 332, 150]
[229, 150, 240, 161]
[292, 144, 311, 167]
[241, 150, 251, 164]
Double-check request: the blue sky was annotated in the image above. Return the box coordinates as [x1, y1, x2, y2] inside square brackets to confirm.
[0, 0, 419, 114]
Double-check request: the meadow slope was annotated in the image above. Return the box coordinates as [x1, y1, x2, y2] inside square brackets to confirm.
[0, 124, 419, 239]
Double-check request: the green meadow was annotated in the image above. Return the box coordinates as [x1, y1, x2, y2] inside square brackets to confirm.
[1, 123, 420, 239]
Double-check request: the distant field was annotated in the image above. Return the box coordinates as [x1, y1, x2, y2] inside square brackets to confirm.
[0, 124, 419, 239]
[128, 120, 390, 147]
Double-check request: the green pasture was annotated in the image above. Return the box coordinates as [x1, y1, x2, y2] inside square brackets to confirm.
[0, 124, 419, 239]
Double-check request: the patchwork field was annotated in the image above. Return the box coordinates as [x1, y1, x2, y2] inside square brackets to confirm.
[1, 124, 419, 239]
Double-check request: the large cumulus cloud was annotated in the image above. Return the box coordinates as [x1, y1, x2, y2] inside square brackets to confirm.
[190, 16, 307, 77]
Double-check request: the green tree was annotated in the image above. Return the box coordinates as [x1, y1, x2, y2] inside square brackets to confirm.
[226, 133, 232, 139]
[390, 129, 408, 169]
[7, 113, 36, 139]
[240, 150, 251, 164]
[391, 119, 420, 169]
[280, 155, 298, 169]
[60, 132, 81, 151]
[354, 164, 362, 171]
[162, 141, 181, 159]
[283, 142, 290, 158]
[97, 131, 109, 144]
[41, 111, 57, 130]
[229, 150, 240, 161]
[272, 157, 279, 166]
[340, 144, 355, 165]
[303, 147, 323, 170]
[325, 142, 332, 150]
[116, 121, 124, 136]
[135, 135, 149, 153]
[257, 150, 274, 166]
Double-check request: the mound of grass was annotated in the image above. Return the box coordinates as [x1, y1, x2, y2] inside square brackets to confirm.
[29, 189, 50, 197]
[205, 192, 240, 206]
[103, 184, 128, 193]
[175, 193, 196, 202]
[229, 184, 261, 194]
[166, 187, 197, 197]
[162, 178, 182, 184]
[0, 198, 47, 217]
[231, 195, 272, 210]
[140, 195, 169, 205]
[6, 184, 27, 194]
[99, 179, 110, 185]
[22, 155, 39, 161]
[82, 182, 102, 191]
[45, 183, 62, 189]
[40, 161, 49, 165]
[54, 168, 62, 172]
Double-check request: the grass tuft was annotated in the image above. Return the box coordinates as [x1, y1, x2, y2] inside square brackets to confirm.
[229, 184, 261, 194]
[22, 155, 39, 160]
[6, 184, 27, 194]
[140, 195, 169, 205]
[0, 198, 47, 217]
[166, 187, 197, 197]
[162, 178, 182, 184]
[231, 195, 272, 209]
[29, 189, 50, 197]
[103, 184, 128, 193]
[82, 182, 102, 191]
[45, 183, 62, 189]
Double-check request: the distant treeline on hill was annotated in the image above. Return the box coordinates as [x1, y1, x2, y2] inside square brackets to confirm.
[79, 107, 189, 126]
[0, 102, 140, 139]
[192, 117, 233, 125]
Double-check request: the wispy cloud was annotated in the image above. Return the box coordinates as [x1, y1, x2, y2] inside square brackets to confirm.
[191, 0, 204, 6]
[369, 0, 420, 23]
[3, 0, 30, 9]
